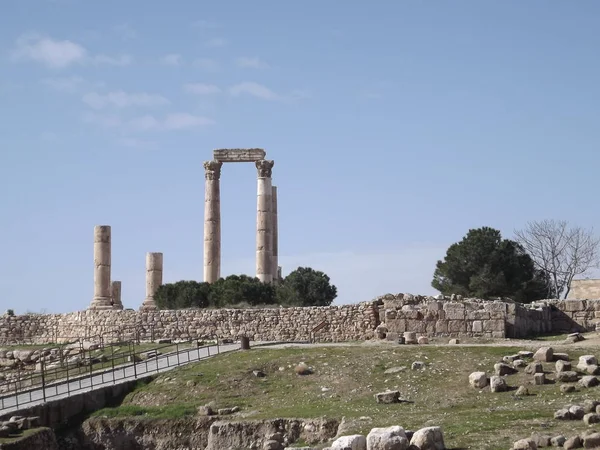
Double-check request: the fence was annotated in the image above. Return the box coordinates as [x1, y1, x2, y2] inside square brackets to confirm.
[0, 338, 221, 412]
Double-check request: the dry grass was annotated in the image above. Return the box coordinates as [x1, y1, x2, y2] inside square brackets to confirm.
[91, 338, 600, 449]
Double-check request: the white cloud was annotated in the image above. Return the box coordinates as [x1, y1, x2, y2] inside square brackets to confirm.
[184, 83, 221, 95]
[229, 82, 281, 101]
[12, 33, 132, 68]
[163, 113, 215, 130]
[117, 137, 156, 149]
[193, 58, 219, 71]
[205, 37, 227, 48]
[161, 54, 182, 66]
[82, 91, 170, 109]
[92, 54, 132, 66]
[82, 111, 122, 128]
[236, 57, 269, 69]
[42, 76, 102, 93]
[12, 34, 87, 68]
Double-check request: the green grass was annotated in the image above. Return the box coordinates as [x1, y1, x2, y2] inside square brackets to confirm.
[0, 428, 42, 444]
[89, 342, 600, 449]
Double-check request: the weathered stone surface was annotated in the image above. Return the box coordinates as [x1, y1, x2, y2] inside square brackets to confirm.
[579, 375, 599, 388]
[203, 160, 223, 284]
[577, 355, 598, 371]
[409, 426, 445, 450]
[89, 225, 112, 310]
[533, 347, 553, 362]
[512, 438, 537, 450]
[469, 372, 488, 389]
[495, 363, 518, 376]
[213, 148, 266, 162]
[366, 426, 408, 450]
[563, 435, 581, 450]
[374, 391, 400, 404]
[556, 360, 571, 372]
[533, 373, 545, 385]
[490, 376, 508, 393]
[256, 160, 274, 283]
[556, 371, 579, 382]
[141, 252, 162, 310]
[583, 432, 600, 448]
[331, 434, 366, 450]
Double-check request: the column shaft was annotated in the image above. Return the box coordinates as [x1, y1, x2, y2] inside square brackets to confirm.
[203, 161, 223, 283]
[271, 185, 279, 282]
[141, 252, 163, 310]
[111, 281, 123, 310]
[256, 160, 274, 283]
[89, 225, 113, 310]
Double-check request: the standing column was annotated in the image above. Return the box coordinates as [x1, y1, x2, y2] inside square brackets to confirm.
[271, 185, 279, 283]
[111, 281, 123, 310]
[89, 225, 113, 310]
[203, 160, 223, 283]
[141, 252, 162, 310]
[256, 160, 274, 283]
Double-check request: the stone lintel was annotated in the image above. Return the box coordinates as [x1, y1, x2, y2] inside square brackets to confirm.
[213, 148, 266, 162]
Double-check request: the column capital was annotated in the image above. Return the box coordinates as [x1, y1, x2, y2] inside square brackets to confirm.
[255, 160, 274, 178]
[203, 160, 223, 180]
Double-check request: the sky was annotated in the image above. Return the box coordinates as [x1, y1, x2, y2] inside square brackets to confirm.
[1, 1, 600, 313]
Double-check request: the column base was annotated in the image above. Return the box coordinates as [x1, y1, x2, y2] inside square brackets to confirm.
[112, 302, 124, 310]
[89, 297, 114, 310]
[140, 299, 158, 310]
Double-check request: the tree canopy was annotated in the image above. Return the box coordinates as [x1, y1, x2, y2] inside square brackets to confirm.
[432, 226, 551, 302]
[154, 267, 337, 309]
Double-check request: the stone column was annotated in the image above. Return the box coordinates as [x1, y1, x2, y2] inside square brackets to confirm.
[203, 160, 223, 283]
[111, 281, 123, 310]
[141, 252, 163, 310]
[271, 185, 279, 283]
[256, 160, 274, 283]
[89, 225, 113, 310]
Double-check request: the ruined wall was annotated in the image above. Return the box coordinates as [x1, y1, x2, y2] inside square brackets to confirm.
[2, 296, 600, 345]
[0, 303, 379, 345]
[566, 279, 600, 300]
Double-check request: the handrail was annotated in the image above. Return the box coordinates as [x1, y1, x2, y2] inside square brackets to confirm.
[0, 337, 221, 413]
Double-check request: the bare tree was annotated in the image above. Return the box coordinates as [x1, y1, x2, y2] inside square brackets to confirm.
[514, 220, 600, 298]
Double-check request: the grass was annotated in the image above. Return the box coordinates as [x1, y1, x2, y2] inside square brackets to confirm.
[89, 342, 600, 449]
[0, 428, 43, 444]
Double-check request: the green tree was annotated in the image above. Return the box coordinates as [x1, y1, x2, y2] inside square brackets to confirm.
[432, 227, 551, 302]
[210, 274, 277, 307]
[278, 267, 338, 306]
[154, 280, 212, 309]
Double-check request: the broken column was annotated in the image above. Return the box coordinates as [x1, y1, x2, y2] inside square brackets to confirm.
[89, 225, 113, 310]
[256, 160, 274, 283]
[141, 252, 162, 310]
[111, 281, 123, 310]
[271, 185, 279, 282]
[203, 160, 223, 283]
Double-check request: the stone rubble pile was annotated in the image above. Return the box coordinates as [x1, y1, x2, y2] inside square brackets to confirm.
[321, 425, 445, 450]
[0, 415, 41, 438]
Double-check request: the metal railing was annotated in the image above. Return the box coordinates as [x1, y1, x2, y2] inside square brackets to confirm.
[0, 338, 220, 413]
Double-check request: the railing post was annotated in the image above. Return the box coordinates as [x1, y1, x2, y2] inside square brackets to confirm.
[176, 342, 180, 366]
[88, 348, 94, 389]
[41, 359, 46, 402]
[111, 344, 115, 384]
[132, 343, 138, 379]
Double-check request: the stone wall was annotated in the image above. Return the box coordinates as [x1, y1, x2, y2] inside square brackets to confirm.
[3, 296, 600, 345]
[0, 303, 379, 345]
[566, 279, 600, 300]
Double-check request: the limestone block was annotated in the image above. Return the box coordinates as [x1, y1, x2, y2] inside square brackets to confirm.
[447, 320, 466, 333]
[483, 320, 505, 332]
[405, 320, 426, 333]
[563, 300, 586, 312]
[466, 310, 490, 321]
[435, 320, 448, 333]
[472, 320, 483, 333]
[443, 303, 465, 320]
[213, 148, 266, 162]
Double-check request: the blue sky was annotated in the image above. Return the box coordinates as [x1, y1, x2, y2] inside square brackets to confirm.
[1, 1, 600, 313]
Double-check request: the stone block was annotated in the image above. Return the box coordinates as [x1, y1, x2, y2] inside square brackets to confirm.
[435, 320, 448, 333]
[466, 310, 491, 320]
[483, 320, 505, 332]
[443, 303, 465, 320]
[472, 320, 483, 333]
[563, 300, 586, 312]
[213, 148, 266, 162]
[447, 320, 466, 333]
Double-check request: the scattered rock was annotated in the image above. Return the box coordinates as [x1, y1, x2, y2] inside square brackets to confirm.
[560, 384, 576, 393]
[569, 405, 585, 420]
[579, 376, 599, 388]
[563, 435, 581, 450]
[512, 438, 537, 450]
[295, 363, 312, 376]
[556, 371, 579, 383]
[530, 433, 551, 447]
[469, 372, 488, 389]
[331, 434, 367, 450]
[513, 359, 527, 368]
[583, 399, 599, 413]
[384, 367, 406, 375]
[533, 347, 553, 362]
[448, 339, 459, 345]
[554, 408, 572, 420]
[566, 332, 584, 343]
[253, 370, 266, 377]
[374, 390, 400, 404]
[524, 362, 544, 375]
[490, 376, 508, 393]
[583, 413, 600, 425]
[411, 361, 425, 370]
[518, 351, 534, 358]
[417, 336, 429, 345]
[533, 373, 545, 385]
[556, 360, 572, 372]
[586, 365, 600, 375]
[409, 426, 445, 450]
[515, 386, 529, 396]
[553, 353, 570, 361]
[366, 426, 409, 450]
[583, 432, 600, 448]
[494, 363, 518, 376]
[197, 405, 214, 416]
[577, 355, 597, 371]
[550, 435, 566, 447]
